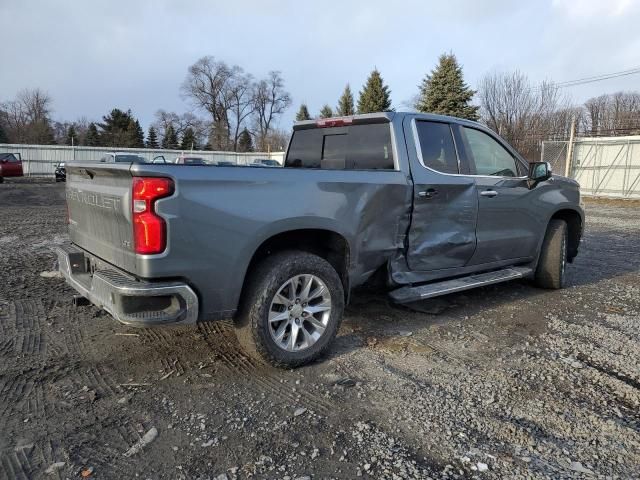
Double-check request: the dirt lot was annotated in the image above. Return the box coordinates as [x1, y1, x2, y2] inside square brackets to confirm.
[0, 180, 639, 480]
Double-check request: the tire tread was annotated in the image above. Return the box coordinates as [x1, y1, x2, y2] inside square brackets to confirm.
[235, 250, 344, 368]
[535, 219, 567, 289]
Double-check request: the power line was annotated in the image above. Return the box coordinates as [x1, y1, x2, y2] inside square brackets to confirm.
[554, 67, 640, 88]
[530, 67, 640, 91]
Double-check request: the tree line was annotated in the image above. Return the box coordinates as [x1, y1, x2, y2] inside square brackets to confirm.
[0, 56, 293, 152]
[1, 53, 639, 160]
[299, 53, 640, 160]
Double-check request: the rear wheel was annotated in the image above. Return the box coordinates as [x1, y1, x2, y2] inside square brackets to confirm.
[235, 251, 344, 368]
[534, 219, 568, 289]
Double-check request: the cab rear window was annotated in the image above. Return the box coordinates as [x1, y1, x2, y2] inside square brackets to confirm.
[285, 123, 394, 170]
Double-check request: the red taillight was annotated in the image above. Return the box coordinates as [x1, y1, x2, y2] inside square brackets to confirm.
[316, 116, 353, 128]
[132, 177, 174, 254]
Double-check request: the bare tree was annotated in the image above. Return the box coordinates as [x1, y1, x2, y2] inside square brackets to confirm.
[226, 72, 255, 151]
[1, 88, 55, 144]
[153, 110, 208, 147]
[253, 71, 291, 151]
[182, 58, 291, 152]
[181, 56, 237, 150]
[584, 92, 640, 135]
[477, 71, 571, 160]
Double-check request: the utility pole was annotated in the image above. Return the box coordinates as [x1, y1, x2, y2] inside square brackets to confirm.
[565, 117, 576, 178]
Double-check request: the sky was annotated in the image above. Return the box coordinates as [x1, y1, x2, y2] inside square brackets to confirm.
[1, 0, 639, 131]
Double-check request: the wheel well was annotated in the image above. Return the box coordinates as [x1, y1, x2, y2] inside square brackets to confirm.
[243, 229, 350, 298]
[551, 209, 582, 261]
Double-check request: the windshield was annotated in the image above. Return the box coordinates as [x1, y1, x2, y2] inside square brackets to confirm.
[182, 157, 205, 165]
[114, 155, 147, 163]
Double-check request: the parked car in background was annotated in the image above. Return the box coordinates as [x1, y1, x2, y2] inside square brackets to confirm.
[59, 112, 584, 368]
[216, 161, 236, 166]
[175, 155, 206, 165]
[55, 162, 66, 182]
[0, 153, 23, 183]
[100, 152, 148, 164]
[250, 159, 281, 167]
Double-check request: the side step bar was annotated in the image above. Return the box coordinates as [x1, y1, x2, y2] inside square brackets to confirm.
[389, 267, 533, 304]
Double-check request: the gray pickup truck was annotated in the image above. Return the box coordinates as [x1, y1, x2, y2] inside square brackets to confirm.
[57, 112, 584, 367]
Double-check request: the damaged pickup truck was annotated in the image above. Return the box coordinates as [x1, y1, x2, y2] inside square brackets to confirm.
[58, 112, 584, 367]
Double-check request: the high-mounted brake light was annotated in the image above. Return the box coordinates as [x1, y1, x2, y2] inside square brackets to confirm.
[316, 116, 353, 128]
[132, 177, 174, 254]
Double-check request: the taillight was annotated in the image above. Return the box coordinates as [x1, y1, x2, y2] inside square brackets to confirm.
[132, 177, 174, 254]
[316, 116, 353, 128]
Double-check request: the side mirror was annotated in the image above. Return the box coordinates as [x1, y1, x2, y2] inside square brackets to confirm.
[529, 162, 552, 182]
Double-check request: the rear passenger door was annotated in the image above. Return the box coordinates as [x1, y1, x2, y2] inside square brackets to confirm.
[404, 118, 478, 271]
[456, 125, 538, 264]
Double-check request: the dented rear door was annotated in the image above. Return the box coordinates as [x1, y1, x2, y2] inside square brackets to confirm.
[403, 117, 478, 271]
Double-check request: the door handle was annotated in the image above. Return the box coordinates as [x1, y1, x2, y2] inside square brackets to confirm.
[418, 188, 438, 199]
[480, 190, 498, 197]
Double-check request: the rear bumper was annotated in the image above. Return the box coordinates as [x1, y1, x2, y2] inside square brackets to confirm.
[56, 244, 198, 327]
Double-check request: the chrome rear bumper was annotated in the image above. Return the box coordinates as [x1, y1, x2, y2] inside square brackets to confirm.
[56, 244, 198, 326]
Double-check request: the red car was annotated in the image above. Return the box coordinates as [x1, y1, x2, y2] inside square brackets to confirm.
[0, 153, 23, 183]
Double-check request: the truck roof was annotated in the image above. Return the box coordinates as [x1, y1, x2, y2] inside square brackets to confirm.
[292, 111, 486, 130]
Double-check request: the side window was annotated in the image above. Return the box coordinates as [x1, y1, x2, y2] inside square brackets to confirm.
[462, 127, 518, 177]
[414, 121, 458, 174]
[285, 123, 394, 170]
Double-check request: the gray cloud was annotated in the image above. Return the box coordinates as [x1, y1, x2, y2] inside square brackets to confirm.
[1, 0, 638, 129]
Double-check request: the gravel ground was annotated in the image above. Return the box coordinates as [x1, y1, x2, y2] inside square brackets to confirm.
[0, 179, 638, 480]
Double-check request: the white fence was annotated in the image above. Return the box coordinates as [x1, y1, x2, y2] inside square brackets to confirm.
[0, 144, 285, 177]
[542, 135, 640, 199]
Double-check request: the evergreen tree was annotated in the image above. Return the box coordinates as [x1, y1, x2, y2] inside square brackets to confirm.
[336, 84, 355, 116]
[162, 124, 178, 149]
[99, 108, 136, 146]
[85, 123, 99, 146]
[415, 53, 479, 120]
[146, 126, 159, 148]
[180, 127, 197, 150]
[357, 69, 392, 114]
[237, 128, 254, 152]
[319, 104, 333, 119]
[134, 120, 145, 147]
[0, 123, 7, 143]
[125, 118, 145, 148]
[295, 104, 311, 121]
[65, 124, 77, 146]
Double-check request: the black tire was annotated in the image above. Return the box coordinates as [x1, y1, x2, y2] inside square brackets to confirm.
[235, 250, 344, 368]
[534, 219, 568, 289]
[0, 177, 4, 184]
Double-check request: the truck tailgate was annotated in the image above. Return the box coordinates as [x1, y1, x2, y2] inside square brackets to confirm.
[66, 164, 137, 274]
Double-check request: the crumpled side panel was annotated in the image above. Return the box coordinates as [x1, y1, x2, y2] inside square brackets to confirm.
[348, 180, 413, 286]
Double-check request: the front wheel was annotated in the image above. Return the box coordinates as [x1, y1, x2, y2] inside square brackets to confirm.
[235, 251, 344, 368]
[534, 219, 568, 289]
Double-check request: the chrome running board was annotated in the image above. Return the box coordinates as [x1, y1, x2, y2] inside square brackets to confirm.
[389, 267, 533, 304]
